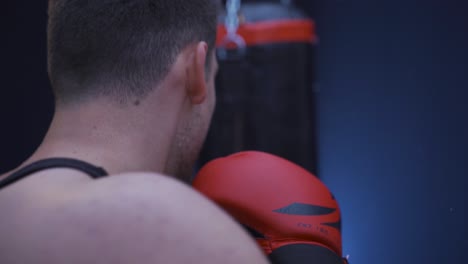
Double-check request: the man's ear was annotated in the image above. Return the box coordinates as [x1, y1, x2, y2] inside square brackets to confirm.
[186, 41, 208, 105]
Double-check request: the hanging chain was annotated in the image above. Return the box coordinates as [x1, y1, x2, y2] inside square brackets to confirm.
[225, 0, 242, 36]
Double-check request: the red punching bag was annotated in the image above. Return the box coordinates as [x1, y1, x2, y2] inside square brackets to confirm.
[199, 0, 318, 173]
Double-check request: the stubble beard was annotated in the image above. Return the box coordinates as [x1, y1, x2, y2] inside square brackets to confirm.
[167, 108, 210, 183]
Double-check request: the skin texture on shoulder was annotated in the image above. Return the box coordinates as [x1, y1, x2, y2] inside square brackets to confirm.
[0, 171, 269, 264]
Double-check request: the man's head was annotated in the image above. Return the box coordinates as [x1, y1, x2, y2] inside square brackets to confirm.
[47, 0, 218, 105]
[46, 0, 220, 180]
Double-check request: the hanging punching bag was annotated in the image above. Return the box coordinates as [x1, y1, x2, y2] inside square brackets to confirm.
[199, 0, 317, 173]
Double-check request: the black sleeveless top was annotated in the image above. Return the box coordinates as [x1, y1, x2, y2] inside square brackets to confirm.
[0, 158, 109, 190]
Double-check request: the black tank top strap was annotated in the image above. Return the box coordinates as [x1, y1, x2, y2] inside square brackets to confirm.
[0, 158, 109, 189]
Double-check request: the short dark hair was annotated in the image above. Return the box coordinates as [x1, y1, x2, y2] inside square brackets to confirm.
[47, 0, 218, 104]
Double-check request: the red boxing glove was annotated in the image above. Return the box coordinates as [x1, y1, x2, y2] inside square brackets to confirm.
[193, 151, 347, 264]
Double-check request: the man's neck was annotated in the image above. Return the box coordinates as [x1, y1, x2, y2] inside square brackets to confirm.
[25, 101, 179, 176]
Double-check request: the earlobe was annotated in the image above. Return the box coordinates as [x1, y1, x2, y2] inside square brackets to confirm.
[187, 42, 208, 105]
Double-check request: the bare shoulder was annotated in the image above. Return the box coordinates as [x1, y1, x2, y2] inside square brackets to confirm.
[56, 172, 268, 264]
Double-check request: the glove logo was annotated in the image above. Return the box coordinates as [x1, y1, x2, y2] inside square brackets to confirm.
[322, 219, 342, 231]
[274, 203, 342, 232]
[273, 202, 336, 216]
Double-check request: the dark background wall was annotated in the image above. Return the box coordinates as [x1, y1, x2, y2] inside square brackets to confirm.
[312, 0, 468, 263]
[1, 1, 467, 264]
[1, 1, 53, 172]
